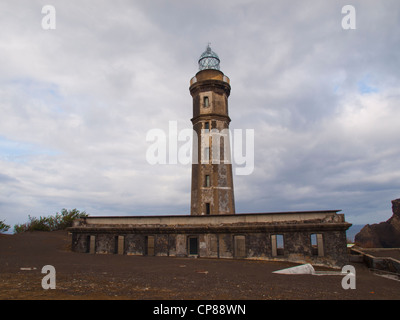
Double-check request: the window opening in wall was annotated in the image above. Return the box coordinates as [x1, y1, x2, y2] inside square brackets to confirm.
[204, 96, 209, 107]
[202, 147, 210, 163]
[271, 234, 284, 257]
[114, 236, 119, 254]
[311, 234, 318, 256]
[276, 234, 284, 256]
[205, 175, 210, 187]
[310, 233, 324, 257]
[86, 235, 91, 253]
[205, 203, 211, 215]
[188, 237, 199, 255]
[204, 122, 210, 132]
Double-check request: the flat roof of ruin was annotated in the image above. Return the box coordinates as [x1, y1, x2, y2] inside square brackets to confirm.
[83, 210, 342, 219]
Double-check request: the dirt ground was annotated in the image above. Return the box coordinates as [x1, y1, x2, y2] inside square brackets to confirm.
[0, 231, 399, 300]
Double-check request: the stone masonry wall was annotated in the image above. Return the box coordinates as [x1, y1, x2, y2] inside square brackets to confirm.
[71, 228, 349, 268]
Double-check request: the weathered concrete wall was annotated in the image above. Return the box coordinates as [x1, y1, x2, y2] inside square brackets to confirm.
[351, 247, 400, 274]
[204, 233, 219, 258]
[247, 233, 270, 259]
[70, 229, 349, 267]
[168, 234, 177, 257]
[69, 211, 351, 267]
[72, 233, 90, 253]
[155, 234, 169, 257]
[176, 234, 186, 257]
[125, 234, 143, 255]
[218, 234, 233, 258]
[95, 234, 115, 254]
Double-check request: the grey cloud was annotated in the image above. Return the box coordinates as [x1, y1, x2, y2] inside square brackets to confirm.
[0, 0, 399, 229]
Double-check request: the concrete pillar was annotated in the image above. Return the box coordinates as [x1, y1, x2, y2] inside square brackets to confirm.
[271, 235, 277, 257]
[89, 235, 96, 254]
[117, 235, 124, 255]
[317, 234, 324, 257]
[234, 235, 246, 258]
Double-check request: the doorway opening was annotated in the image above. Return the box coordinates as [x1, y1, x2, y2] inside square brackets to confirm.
[188, 236, 199, 256]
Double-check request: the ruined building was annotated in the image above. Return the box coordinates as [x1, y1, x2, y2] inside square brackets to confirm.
[69, 46, 351, 267]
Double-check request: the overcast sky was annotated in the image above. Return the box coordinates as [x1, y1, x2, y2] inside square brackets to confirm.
[0, 0, 399, 231]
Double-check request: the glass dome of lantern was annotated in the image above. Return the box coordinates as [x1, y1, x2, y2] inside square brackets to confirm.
[198, 44, 220, 71]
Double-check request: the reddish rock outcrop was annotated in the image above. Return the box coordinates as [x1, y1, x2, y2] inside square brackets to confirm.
[355, 199, 400, 248]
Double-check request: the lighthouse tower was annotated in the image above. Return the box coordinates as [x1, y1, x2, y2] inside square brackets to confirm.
[189, 45, 235, 215]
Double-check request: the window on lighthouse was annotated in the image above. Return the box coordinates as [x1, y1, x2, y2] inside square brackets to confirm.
[203, 96, 209, 107]
[202, 147, 210, 164]
[205, 175, 210, 187]
[205, 203, 211, 215]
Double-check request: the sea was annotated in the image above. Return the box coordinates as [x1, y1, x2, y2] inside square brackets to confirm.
[346, 224, 365, 243]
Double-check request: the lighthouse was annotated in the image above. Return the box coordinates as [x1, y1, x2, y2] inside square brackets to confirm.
[189, 45, 235, 215]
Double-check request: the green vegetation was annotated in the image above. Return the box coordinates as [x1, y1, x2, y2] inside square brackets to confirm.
[13, 208, 88, 234]
[0, 220, 11, 233]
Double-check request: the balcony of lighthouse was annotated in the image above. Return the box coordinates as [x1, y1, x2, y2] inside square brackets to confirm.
[190, 69, 230, 86]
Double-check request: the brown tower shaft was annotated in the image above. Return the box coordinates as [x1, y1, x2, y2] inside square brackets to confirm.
[189, 68, 235, 215]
